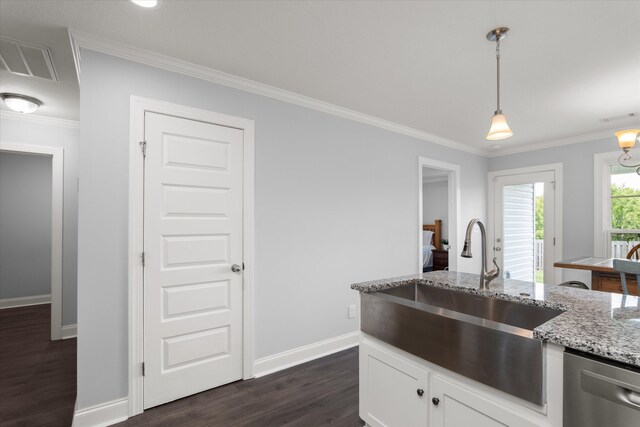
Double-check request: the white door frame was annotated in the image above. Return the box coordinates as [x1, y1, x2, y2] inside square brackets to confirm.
[128, 96, 255, 416]
[488, 163, 563, 284]
[418, 157, 461, 273]
[0, 142, 64, 340]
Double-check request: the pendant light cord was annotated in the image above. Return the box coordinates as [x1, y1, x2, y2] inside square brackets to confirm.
[496, 38, 501, 113]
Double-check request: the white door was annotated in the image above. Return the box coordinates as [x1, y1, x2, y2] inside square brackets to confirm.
[143, 111, 244, 409]
[493, 171, 555, 284]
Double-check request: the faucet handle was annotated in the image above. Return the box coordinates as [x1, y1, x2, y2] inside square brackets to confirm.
[485, 257, 501, 284]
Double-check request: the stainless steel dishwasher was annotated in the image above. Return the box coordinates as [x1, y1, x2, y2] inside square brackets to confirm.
[564, 349, 640, 427]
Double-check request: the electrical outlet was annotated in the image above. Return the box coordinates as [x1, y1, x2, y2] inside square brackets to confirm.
[348, 304, 356, 319]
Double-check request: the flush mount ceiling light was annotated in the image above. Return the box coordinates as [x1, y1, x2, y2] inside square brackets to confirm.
[0, 93, 42, 114]
[615, 129, 640, 175]
[131, 0, 159, 8]
[486, 27, 513, 141]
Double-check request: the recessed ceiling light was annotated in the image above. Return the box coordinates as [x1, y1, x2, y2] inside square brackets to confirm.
[131, 0, 159, 8]
[0, 93, 42, 114]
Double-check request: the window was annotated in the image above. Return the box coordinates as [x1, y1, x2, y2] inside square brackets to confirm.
[605, 164, 640, 257]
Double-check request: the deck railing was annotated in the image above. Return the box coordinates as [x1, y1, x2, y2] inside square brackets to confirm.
[532, 239, 637, 272]
[611, 240, 640, 258]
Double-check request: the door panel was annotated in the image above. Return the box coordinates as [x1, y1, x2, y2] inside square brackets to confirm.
[143, 112, 243, 409]
[494, 171, 555, 284]
[431, 376, 537, 427]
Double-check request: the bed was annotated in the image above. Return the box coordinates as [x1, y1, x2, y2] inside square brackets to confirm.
[422, 219, 442, 272]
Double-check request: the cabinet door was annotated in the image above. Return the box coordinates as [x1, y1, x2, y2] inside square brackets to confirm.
[361, 342, 429, 427]
[430, 376, 538, 427]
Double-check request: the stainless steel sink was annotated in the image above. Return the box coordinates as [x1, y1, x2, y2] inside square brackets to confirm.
[360, 284, 564, 405]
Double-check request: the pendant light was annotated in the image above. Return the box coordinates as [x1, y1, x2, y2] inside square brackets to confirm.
[614, 129, 640, 175]
[486, 27, 513, 141]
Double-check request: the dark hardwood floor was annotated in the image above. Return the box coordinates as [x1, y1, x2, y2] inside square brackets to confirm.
[0, 304, 361, 426]
[118, 347, 363, 427]
[0, 304, 76, 427]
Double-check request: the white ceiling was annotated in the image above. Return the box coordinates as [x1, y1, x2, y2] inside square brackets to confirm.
[1, 0, 639, 153]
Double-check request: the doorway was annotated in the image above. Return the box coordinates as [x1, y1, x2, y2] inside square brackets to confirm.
[0, 143, 63, 340]
[128, 97, 255, 415]
[488, 164, 563, 284]
[418, 157, 461, 274]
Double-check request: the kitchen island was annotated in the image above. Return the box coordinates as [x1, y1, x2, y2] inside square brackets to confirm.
[351, 271, 640, 427]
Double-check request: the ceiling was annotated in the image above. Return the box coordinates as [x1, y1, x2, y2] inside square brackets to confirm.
[1, 0, 639, 154]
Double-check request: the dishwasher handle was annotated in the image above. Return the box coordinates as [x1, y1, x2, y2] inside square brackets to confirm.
[581, 369, 640, 411]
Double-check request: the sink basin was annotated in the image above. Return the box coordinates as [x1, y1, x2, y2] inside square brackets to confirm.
[360, 283, 563, 405]
[380, 284, 561, 332]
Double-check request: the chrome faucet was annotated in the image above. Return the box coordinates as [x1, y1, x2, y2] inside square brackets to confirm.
[461, 219, 500, 290]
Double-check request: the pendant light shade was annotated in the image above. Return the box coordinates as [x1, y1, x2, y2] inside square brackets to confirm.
[485, 27, 513, 141]
[615, 129, 640, 151]
[486, 112, 513, 140]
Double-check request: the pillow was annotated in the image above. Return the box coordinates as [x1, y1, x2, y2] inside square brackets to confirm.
[423, 230, 434, 246]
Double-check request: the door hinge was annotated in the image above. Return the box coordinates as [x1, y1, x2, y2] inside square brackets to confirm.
[139, 140, 147, 157]
[553, 237, 556, 246]
[142, 362, 145, 377]
[141, 252, 145, 267]
[551, 180, 556, 190]
[242, 262, 245, 271]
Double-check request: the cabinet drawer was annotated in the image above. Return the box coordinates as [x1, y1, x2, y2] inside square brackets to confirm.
[598, 274, 638, 295]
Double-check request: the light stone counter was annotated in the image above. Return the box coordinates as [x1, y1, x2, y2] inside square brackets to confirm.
[351, 270, 640, 367]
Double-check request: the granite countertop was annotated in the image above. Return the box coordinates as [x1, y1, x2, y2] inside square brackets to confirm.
[351, 271, 640, 367]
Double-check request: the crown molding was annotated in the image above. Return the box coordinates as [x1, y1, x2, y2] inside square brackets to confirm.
[0, 110, 79, 129]
[487, 126, 640, 158]
[68, 29, 486, 157]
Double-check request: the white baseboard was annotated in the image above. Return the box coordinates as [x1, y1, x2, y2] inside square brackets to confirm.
[62, 324, 78, 339]
[0, 294, 51, 309]
[254, 331, 360, 377]
[72, 397, 128, 427]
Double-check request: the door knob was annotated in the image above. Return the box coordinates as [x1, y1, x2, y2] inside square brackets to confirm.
[417, 389, 424, 397]
[231, 264, 242, 273]
[432, 397, 440, 406]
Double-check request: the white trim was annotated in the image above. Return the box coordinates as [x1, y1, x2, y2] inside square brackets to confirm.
[593, 151, 625, 257]
[128, 96, 255, 416]
[417, 157, 461, 273]
[72, 397, 128, 427]
[62, 323, 77, 339]
[68, 29, 484, 157]
[0, 110, 80, 129]
[0, 142, 64, 340]
[0, 294, 51, 309]
[488, 163, 564, 284]
[487, 127, 640, 158]
[254, 331, 360, 378]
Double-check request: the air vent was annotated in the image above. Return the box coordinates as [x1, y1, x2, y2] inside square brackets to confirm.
[0, 36, 58, 82]
[600, 112, 638, 123]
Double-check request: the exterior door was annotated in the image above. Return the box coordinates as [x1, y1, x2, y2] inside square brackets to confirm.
[143, 111, 244, 408]
[493, 171, 556, 284]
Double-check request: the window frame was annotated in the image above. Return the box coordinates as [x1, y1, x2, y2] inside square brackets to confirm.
[594, 151, 640, 257]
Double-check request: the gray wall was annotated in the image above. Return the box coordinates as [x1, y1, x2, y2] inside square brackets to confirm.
[77, 49, 488, 409]
[0, 152, 52, 299]
[0, 117, 79, 325]
[422, 180, 449, 241]
[489, 136, 618, 285]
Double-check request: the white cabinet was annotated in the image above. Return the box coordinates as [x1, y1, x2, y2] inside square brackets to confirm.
[430, 375, 537, 427]
[360, 337, 555, 427]
[360, 340, 430, 427]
